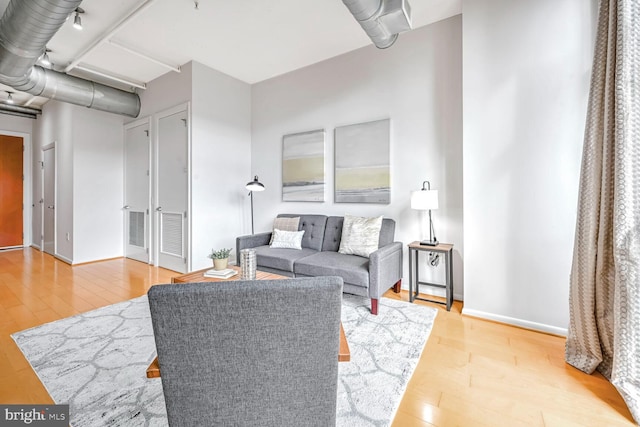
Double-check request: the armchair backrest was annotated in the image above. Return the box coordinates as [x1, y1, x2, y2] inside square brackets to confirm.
[148, 277, 343, 427]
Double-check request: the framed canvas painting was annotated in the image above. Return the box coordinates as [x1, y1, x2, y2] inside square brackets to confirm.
[282, 129, 325, 202]
[334, 119, 390, 204]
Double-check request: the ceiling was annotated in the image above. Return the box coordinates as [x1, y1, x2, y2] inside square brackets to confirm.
[0, 0, 461, 109]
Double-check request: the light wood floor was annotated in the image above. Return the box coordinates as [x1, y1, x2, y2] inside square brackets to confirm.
[0, 248, 635, 426]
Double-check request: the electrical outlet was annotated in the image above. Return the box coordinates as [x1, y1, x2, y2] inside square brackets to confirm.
[428, 252, 440, 267]
[66, 232, 70, 241]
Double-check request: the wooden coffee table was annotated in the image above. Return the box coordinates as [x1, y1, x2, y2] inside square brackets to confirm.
[170, 265, 284, 283]
[147, 265, 350, 378]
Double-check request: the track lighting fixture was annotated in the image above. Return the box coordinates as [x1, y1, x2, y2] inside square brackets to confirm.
[40, 48, 51, 66]
[5, 92, 14, 104]
[73, 7, 84, 30]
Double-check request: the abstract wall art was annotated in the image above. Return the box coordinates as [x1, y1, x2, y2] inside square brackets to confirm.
[282, 129, 325, 202]
[334, 119, 390, 204]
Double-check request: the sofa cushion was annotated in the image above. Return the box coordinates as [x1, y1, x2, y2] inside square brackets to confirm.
[277, 214, 327, 251]
[269, 216, 300, 244]
[294, 251, 369, 288]
[338, 215, 383, 258]
[321, 217, 344, 252]
[321, 216, 396, 252]
[270, 229, 305, 249]
[254, 245, 318, 272]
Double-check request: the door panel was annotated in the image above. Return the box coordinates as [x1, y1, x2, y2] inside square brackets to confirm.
[43, 146, 55, 255]
[124, 124, 150, 263]
[0, 135, 23, 248]
[157, 110, 188, 273]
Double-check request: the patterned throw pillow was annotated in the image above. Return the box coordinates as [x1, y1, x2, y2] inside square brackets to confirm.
[269, 217, 300, 244]
[270, 229, 305, 250]
[338, 215, 383, 258]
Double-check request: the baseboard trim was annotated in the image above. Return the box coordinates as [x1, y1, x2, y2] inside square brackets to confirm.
[0, 246, 23, 252]
[54, 254, 73, 265]
[72, 256, 124, 266]
[462, 308, 567, 337]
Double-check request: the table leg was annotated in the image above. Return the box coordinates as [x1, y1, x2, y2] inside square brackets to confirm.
[414, 249, 419, 302]
[409, 248, 414, 303]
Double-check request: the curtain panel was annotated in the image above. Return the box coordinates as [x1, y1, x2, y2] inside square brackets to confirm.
[565, 0, 640, 423]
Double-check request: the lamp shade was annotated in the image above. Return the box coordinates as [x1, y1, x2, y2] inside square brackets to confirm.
[411, 189, 438, 210]
[246, 175, 265, 192]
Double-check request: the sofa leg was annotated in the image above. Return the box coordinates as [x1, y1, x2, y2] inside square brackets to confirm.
[393, 279, 402, 293]
[371, 298, 378, 315]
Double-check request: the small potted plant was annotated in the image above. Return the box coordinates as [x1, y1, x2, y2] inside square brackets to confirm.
[208, 248, 232, 270]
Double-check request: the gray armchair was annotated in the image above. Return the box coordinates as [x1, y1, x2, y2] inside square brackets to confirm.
[147, 276, 343, 427]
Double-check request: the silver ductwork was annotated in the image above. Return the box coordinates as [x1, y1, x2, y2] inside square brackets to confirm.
[0, 0, 141, 118]
[342, 0, 412, 49]
[0, 103, 42, 119]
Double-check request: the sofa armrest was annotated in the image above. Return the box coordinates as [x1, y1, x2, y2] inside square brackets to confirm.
[236, 232, 272, 262]
[369, 242, 403, 299]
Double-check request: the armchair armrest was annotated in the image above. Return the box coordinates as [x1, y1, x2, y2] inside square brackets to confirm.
[369, 242, 403, 299]
[236, 232, 272, 263]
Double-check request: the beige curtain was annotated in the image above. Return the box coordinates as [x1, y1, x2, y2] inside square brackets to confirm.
[565, 0, 640, 423]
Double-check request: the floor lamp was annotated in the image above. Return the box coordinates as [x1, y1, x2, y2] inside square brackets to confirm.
[246, 175, 265, 234]
[411, 180, 439, 246]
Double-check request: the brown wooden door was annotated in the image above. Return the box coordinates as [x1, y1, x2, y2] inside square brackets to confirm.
[0, 135, 23, 248]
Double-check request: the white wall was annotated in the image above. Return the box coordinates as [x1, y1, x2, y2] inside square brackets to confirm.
[130, 61, 251, 270]
[0, 115, 32, 133]
[251, 17, 464, 296]
[191, 62, 251, 269]
[462, 0, 597, 334]
[128, 62, 192, 269]
[36, 101, 74, 262]
[33, 100, 124, 264]
[72, 107, 124, 264]
[136, 62, 193, 120]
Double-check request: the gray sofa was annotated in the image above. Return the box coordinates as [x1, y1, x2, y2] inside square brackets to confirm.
[236, 214, 402, 315]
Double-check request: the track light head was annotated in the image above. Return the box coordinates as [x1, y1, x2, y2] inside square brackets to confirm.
[6, 92, 14, 104]
[40, 48, 51, 66]
[73, 7, 84, 30]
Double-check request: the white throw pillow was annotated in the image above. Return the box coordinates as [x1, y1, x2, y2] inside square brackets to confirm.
[269, 217, 300, 244]
[270, 229, 305, 250]
[338, 215, 383, 258]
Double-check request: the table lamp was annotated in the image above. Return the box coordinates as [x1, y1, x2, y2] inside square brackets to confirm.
[411, 180, 438, 246]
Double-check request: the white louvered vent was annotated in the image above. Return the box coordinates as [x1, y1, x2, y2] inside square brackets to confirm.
[128, 211, 145, 247]
[161, 212, 183, 257]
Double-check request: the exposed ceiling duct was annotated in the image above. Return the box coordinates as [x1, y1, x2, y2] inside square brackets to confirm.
[0, 103, 42, 119]
[342, 0, 412, 49]
[0, 0, 141, 118]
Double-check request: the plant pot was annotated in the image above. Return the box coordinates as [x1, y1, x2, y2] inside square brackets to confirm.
[213, 258, 229, 271]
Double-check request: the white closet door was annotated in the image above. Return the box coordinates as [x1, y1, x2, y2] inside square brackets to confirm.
[124, 123, 150, 263]
[156, 109, 188, 273]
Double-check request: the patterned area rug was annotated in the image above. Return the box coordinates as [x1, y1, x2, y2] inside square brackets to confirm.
[12, 294, 436, 427]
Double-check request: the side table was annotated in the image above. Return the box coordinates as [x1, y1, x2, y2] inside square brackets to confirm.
[408, 241, 454, 311]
